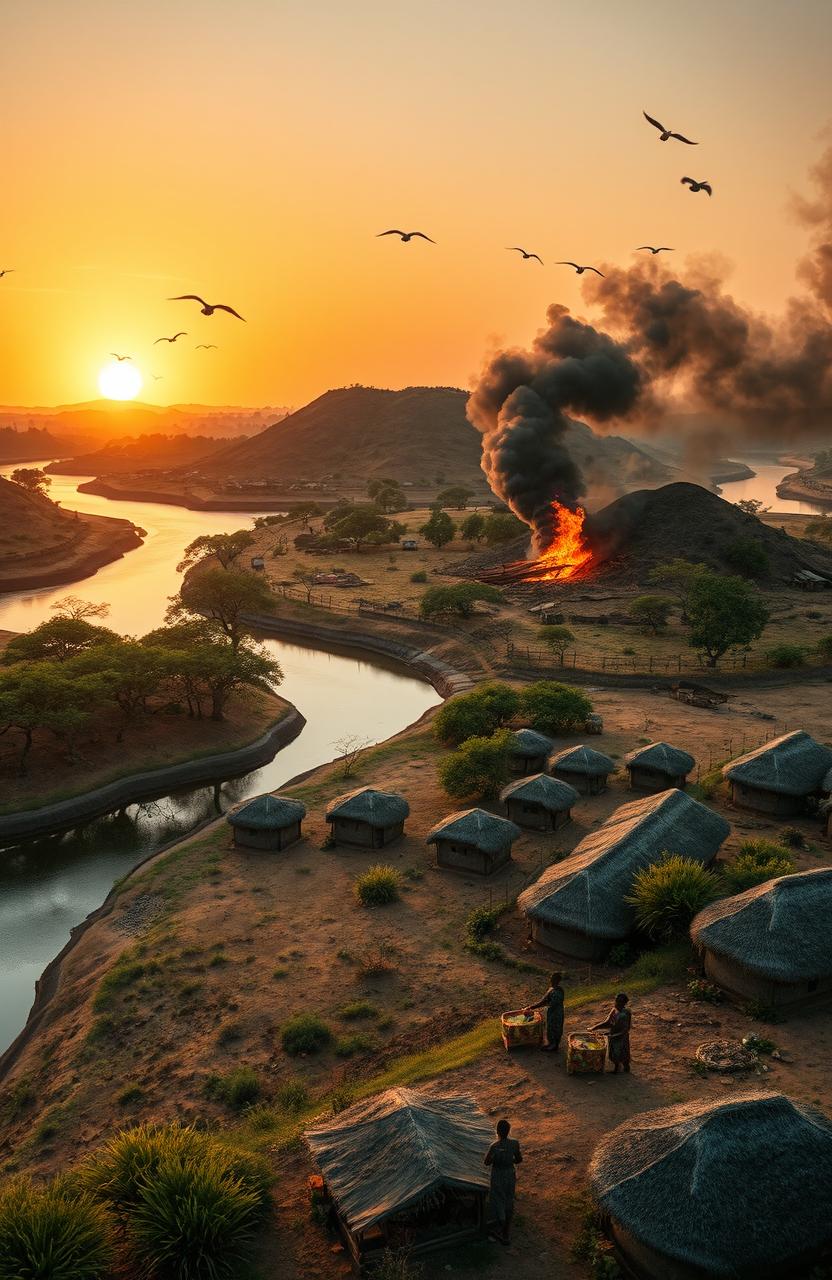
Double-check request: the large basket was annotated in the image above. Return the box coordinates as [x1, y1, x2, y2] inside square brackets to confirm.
[566, 1032, 607, 1075]
[501, 1009, 544, 1050]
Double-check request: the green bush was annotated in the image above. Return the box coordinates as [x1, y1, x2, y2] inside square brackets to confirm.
[723, 537, 769, 578]
[275, 1079, 309, 1112]
[419, 582, 502, 620]
[817, 634, 832, 660]
[518, 681, 592, 735]
[409, 570, 428, 583]
[334, 1033, 375, 1058]
[629, 595, 673, 633]
[339, 1000, 379, 1020]
[204, 1066, 262, 1111]
[438, 729, 511, 802]
[766, 643, 805, 668]
[281, 1013, 333, 1056]
[354, 864, 401, 906]
[778, 826, 805, 849]
[722, 839, 795, 892]
[432, 682, 518, 745]
[626, 854, 723, 941]
[0, 1177, 113, 1280]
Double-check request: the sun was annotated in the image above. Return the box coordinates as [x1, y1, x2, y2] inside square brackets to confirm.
[98, 360, 143, 401]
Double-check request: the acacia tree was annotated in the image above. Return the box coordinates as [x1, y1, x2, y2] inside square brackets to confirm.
[2, 617, 119, 665]
[420, 509, 455, 548]
[629, 595, 673, 634]
[176, 530, 256, 573]
[170, 567, 275, 651]
[196, 641, 282, 720]
[0, 664, 105, 772]
[687, 573, 769, 667]
[540, 625, 576, 666]
[10, 467, 51, 496]
[50, 595, 110, 621]
[328, 508, 404, 550]
[436, 486, 474, 510]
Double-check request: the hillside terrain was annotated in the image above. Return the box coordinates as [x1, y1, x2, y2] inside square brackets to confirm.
[46, 432, 235, 476]
[0, 427, 61, 462]
[0, 401, 288, 452]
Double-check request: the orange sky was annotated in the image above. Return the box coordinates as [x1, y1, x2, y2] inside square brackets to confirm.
[2, 0, 831, 409]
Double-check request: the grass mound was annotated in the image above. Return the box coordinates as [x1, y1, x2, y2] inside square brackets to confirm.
[281, 1012, 333, 1055]
[0, 1177, 113, 1280]
[354, 864, 401, 906]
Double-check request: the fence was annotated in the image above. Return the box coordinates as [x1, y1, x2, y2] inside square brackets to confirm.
[505, 643, 775, 676]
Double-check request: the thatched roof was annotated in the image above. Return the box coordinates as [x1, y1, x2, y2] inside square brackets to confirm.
[509, 728, 554, 758]
[305, 1087, 492, 1234]
[625, 741, 695, 776]
[426, 807, 521, 853]
[590, 1092, 832, 1277]
[691, 868, 832, 983]
[500, 773, 579, 812]
[549, 744, 615, 777]
[326, 787, 409, 826]
[518, 789, 729, 941]
[723, 730, 832, 797]
[227, 794, 306, 830]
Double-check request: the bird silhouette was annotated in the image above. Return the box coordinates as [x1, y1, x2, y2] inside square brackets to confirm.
[680, 177, 712, 196]
[154, 332, 188, 344]
[195, 343, 218, 350]
[169, 295, 246, 320]
[151, 374, 164, 381]
[0, 269, 14, 278]
[556, 262, 605, 277]
[643, 112, 697, 144]
[506, 247, 543, 263]
[110, 353, 132, 361]
[637, 246, 674, 254]
[376, 230, 436, 243]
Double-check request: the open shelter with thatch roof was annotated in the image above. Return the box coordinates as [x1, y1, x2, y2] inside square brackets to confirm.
[691, 867, 832, 1009]
[549, 744, 615, 795]
[518, 789, 729, 960]
[426, 807, 521, 875]
[305, 1086, 492, 1266]
[226, 794, 306, 851]
[500, 773, 578, 832]
[325, 786, 409, 848]
[590, 1091, 832, 1279]
[722, 730, 832, 816]
[507, 728, 554, 776]
[625, 741, 695, 793]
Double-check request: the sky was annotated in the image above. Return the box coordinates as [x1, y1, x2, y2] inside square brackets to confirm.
[2, 0, 831, 409]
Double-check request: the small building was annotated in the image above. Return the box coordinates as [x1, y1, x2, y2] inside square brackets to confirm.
[226, 794, 306, 851]
[549, 744, 615, 795]
[250, 555, 265, 571]
[590, 1092, 832, 1280]
[401, 538, 418, 550]
[507, 728, 554, 776]
[426, 808, 521, 876]
[625, 741, 695, 793]
[306, 1086, 492, 1266]
[691, 868, 832, 1010]
[500, 774, 579, 832]
[518, 789, 729, 960]
[722, 730, 832, 816]
[325, 787, 409, 848]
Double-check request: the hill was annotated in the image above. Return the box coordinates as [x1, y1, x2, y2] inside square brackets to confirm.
[0, 427, 61, 463]
[0, 402, 288, 452]
[46, 433, 237, 476]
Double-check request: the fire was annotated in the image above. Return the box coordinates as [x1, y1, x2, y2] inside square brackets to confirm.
[531, 501, 593, 581]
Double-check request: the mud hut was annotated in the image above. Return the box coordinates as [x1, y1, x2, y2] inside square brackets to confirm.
[507, 728, 554, 776]
[226, 794, 306, 851]
[691, 868, 832, 1009]
[518, 789, 729, 960]
[325, 787, 409, 848]
[722, 730, 832, 816]
[549, 744, 615, 795]
[625, 741, 694, 793]
[426, 808, 520, 876]
[589, 1092, 832, 1279]
[500, 774, 578, 832]
[306, 1087, 492, 1266]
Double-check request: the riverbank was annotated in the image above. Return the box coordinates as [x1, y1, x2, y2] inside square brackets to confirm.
[0, 506, 144, 594]
[77, 477, 339, 513]
[776, 470, 832, 509]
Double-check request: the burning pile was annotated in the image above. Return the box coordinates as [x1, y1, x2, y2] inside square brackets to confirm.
[478, 501, 595, 585]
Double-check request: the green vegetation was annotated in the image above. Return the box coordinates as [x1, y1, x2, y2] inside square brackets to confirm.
[339, 1000, 380, 1020]
[435, 485, 474, 510]
[539, 624, 576, 665]
[460, 511, 486, 542]
[334, 1033, 375, 1058]
[204, 1067, 263, 1111]
[647, 559, 707, 622]
[281, 1013, 333, 1056]
[766, 643, 805, 668]
[176, 530, 255, 574]
[722, 839, 796, 892]
[354, 864, 402, 906]
[438, 729, 511, 802]
[723, 537, 769, 578]
[0, 1177, 113, 1280]
[483, 511, 527, 544]
[432, 681, 518, 745]
[419, 581, 502, 619]
[686, 573, 769, 667]
[627, 854, 723, 941]
[518, 681, 592, 735]
[419, 508, 455, 548]
[629, 595, 673, 633]
[409, 569, 428, 583]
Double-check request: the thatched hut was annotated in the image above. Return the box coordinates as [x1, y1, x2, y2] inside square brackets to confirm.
[590, 1092, 832, 1279]
[691, 868, 832, 1009]
[549, 744, 615, 795]
[325, 787, 409, 848]
[518, 790, 729, 960]
[306, 1087, 492, 1266]
[507, 728, 554, 776]
[426, 808, 520, 876]
[722, 730, 832, 816]
[500, 774, 578, 832]
[625, 741, 694, 793]
[226, 794, 306, 851]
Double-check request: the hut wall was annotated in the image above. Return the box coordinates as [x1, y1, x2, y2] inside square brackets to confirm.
[529, 918, 612, 962]
[729, 781, 804, 817]
[551, 767, 606, 796]
[703, 951, 832, 1009]
[510, 752, 547, 777]
[232, 826, 298, 851]
[627, 765, 686, 793]
[434, 838, 510, 876]
[610, 1224, 713, 1280]
[505, 798, 570, 832]
[330, 818, 404, 847]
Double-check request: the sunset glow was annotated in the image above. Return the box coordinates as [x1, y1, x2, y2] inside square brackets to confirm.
[97, 360, 143, 401]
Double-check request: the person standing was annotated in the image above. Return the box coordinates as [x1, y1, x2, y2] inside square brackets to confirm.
[590, 992, 632, 1073]
[484, 1118, 523, 1245]
[524, 971, 565, 1052]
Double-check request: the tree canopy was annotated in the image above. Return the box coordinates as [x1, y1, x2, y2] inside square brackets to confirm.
[687, 572, 769, 666]
[419, 582, 502, 619]
[518, 681, 592, 735]
[419, 509, 456, 548]
[10, 467, 51, 496]
[171, 567, 275, 651]
[435, 486, 474, 510]
[176, 530, 255, 574]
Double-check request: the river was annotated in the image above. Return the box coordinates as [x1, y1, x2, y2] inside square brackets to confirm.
[718, 460, 826, 515]
[0, 466, 441, 1051]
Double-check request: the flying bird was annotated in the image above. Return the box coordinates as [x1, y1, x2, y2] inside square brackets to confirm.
[643, 111, 697, 144]
[110, 353, 132, 361]
[0, 269, 14, 278]
[168, 295, 246, 320]
[195, 343, 218, 349]
[680, 177, 712, 196]
[154, 331, 188, 344]
[637, 246, 674, 254]
[506, 247, 543, 263]
[151, 374, 164, 381]
[556, 261, 605, 277]
[376, 230, 436, 243]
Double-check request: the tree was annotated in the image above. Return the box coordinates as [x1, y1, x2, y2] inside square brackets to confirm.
[722, 537, 769, 579]
[419, 509, 455, 549]
[140, 623, 282, 720]
[176, 530, 255, 574]
[518, 681, 592, 735]
[195, 640, 282, 720]
[647, 559, 706, 622]
[438, 730, 512, 802]
[329, 507, 402, 550]
[539, 625, 576, 666]
[484, 512, 527, 545]
[629, 595, 673, 634]
[433, 682, 519, 745]
[460, 512, 486, 543]
[50, 595, 110, 621]
[435, 486, 474, 510]
[170, 568, 275, 651]
[735, 499, 769, 516]
[10, 467, 51, 496]
[420, 582, 502, 620]
[333, 733, 371, 778]
[292, 566, 319, 603]
[0, 662, 106, 772]
[71, 642, 170, 729]
[367, 477, 398, 499]
[2, 617, 119, 665]
[686, 573, 769, 667]
[367, 481, 406, 513]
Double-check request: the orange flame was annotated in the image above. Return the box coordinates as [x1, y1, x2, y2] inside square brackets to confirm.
[531, 501, 593, 581]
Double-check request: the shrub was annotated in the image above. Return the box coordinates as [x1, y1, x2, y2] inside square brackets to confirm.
[334, 1033, 375, 1058]
[722, 839, 795, 892]
[118, 1085, 145, 1106]
[438, 729, 511, 802]
[518, 682, 592, 735]
[339, 1000, 379, 1020]
[766, 643, 805, 668]
[281, 1013, 333, 1055]
[817, 634, 832, 659]
[629, 595, 673, 633]
[432, 682, 518, 745]
[626, 854, 722, 941]
[0, 1177, 114, 1280]
[607, 942, 635, 968]
[687, 978, 724, 1004]
[420, 582, 502, 620]
[354, 864, 401, 906]
[275, 1079, 309, 1112]
[409, 570, 428, 583]
[778, 826, 805, 849]
[723, 537, 769, 578]
[204, 1066, 262, 1111]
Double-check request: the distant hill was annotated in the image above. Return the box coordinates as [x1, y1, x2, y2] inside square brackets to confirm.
[0, 427, 61, 463]
[0, 401, 289, 452]
[0, 477, 79, 560]
[46, 433, 237, 477]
